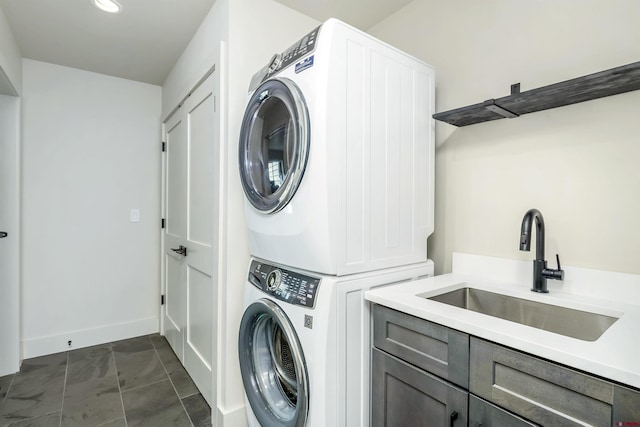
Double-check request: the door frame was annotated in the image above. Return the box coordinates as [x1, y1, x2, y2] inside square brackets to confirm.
[0, 93, 21, 376]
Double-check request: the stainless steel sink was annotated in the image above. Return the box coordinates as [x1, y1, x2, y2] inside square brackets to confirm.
[424, 287, 619, 341]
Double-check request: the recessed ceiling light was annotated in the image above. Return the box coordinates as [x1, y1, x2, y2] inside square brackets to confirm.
[92, 0, 122, 14]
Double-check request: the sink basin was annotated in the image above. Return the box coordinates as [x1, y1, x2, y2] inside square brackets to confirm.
[424, 287, 619, 341]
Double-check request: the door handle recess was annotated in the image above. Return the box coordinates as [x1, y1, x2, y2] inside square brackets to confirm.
[248, 272, 262, 288]
[0, 231, 7, 238]
[171, 245, 187, 256]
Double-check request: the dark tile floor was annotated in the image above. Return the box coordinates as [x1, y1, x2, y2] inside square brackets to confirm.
[0, 335, 212, 427]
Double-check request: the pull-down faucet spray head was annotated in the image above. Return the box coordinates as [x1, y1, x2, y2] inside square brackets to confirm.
[520, 227, 531, 251]
[520, 208, 545, 259]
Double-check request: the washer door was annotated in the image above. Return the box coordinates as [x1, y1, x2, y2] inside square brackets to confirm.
[238, 78, 310, 214]
[238, 299, 309, 427]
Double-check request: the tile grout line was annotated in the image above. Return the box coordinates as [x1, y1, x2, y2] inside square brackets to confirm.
[58, 351, 69, 427]
[111, 342, 129, 427]
[180, 391, 200, 399]
[0, 374, 16, 425]
[1, 374, 16, 407]
[150, 336, 195, 427]
[119, 377, 172, 394]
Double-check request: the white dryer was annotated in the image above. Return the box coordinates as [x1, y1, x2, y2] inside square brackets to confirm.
[238, 257, 433, 427]
[238, 19, 435, 276]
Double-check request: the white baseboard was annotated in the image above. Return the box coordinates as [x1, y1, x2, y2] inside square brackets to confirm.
[22, 317, 159, 359]
[215, 403, 247, 427]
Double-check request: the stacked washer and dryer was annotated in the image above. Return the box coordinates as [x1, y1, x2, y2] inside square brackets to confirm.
[237, 19, 435, 427]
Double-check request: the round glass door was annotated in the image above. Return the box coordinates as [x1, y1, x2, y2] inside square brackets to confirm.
[238, 299, 309, 427]
[238, 78, 310, 213]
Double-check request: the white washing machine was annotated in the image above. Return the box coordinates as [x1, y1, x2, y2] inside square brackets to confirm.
[238, 257, 433, 427]
[238, 19, 435, 276]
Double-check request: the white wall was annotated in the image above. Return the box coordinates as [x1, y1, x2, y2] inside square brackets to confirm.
[21, 59, 162, 357]
[161, 1, 318, 424]
[369, 0, 640, 275]
[0, 5, 21, 95]
[161, 0, 229, 120]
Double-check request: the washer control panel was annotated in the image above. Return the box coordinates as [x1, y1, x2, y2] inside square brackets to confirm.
[248, 260, 320, 308]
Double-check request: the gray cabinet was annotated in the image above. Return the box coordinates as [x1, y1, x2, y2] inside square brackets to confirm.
[470, 337, 640, 426]
[614, 384, 640, 424]
[372, 348, 467, 427]
[373, 304, 469, 388]
[372, 304, 469, 426]
[371, 304, 640, 426]
[468, 396, 537, 427]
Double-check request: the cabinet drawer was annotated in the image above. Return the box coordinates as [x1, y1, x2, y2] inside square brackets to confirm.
[373, 304, 469, 388]
[614, 384, 640, 424]
[469, 395, 537, 427]
[470, 337, 613, 426]
[372, 348, 467, 427]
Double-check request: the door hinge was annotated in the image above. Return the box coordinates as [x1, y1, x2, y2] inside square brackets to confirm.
[161, 295, 165, 305]
[162, 141, 166, 152]
[161, 218, 165, 229]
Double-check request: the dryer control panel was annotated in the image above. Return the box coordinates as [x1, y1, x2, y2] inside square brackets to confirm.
[248, 25, 321, 91]
[266, 25, 320, 79]
[248, 260, 320, 308]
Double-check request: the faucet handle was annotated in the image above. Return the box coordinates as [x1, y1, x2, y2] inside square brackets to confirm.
[543, 254, 565, 281]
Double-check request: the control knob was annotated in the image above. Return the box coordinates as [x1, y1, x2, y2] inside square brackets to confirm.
[267, 53, 282, 74]
[266, 269, 282, 291]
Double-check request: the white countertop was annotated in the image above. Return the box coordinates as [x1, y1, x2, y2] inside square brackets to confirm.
[365, 253, 640, 389]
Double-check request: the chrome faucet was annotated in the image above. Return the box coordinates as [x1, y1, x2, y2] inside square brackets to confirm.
[519, 209, 564, 293]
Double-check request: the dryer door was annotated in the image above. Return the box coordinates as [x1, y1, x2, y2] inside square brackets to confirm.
[238, 299, 309, 427]
[239, 78, 310, 214]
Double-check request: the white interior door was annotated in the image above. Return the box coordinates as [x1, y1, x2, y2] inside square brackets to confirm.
[163, 110, 187, 360]
[162, 72, 218, 405]
[0, 94, 20, 376]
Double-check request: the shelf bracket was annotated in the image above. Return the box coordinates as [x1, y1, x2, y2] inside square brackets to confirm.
[483, 99, 519, 118]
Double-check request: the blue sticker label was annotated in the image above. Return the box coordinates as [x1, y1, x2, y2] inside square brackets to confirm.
[295, 55, 314, 74]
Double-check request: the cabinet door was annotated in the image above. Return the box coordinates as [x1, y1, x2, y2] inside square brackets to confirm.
[373, 304, 469, 388]
[470, 338, 613, 426]
[372, 348, 467, 427]
[469, 395, 538, 427]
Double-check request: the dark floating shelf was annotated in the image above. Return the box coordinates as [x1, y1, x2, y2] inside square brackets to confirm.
[433, 61, 640, 127]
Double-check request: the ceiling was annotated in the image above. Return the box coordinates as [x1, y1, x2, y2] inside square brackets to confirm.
[273, 0, 413, 30]
[0, 0, 216, 86]
[0, 0, 411, 87]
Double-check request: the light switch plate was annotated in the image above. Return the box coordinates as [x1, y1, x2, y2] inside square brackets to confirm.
[130, 209, 140, 222]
